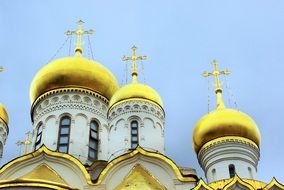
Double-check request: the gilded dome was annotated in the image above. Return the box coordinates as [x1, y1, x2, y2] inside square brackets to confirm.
[109, 82, 163, 109]
[30, 57, 119, 103]
[0, 104, 9, 127]
[192, 108, 261, 153]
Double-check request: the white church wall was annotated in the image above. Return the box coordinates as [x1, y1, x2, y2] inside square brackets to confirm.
[108, 118, 127, 160]
[42, 115, 57, 150]
[31, 91, 109, 164]
[0, 155, 90, 189]
[198, 138, 259, 183]
[108, 100, 165, 160]
[101, 155, 195, 190]
[0, 122, 8, 160]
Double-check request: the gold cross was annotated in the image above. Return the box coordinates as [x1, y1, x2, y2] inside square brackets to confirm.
[202, 60, 230, 109]
[122, 46, 147, 83]
[202, 60, 231, 93]
[65, 20, 94, 56]
[16, 131, 32, 155]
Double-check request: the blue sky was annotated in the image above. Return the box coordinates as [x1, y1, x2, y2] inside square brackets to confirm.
[1, 0, 284, 183]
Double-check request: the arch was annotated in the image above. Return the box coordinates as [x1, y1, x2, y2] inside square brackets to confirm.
[44, 114, 56, 124]
[95, 146, 197, 185]
[115, 118, 125, 127]
[264, 177, 284, 190]
[192, 178, 214, 190]
[0, 145, 93, 187]
[223, 175, 254, 190]
[156, 122, 163, 130]
[57, 116, 71, 153]
[58, 112, 72, 120]
[143, 117, 155, 128]
[127, 115, 142, 123]
[75, 113, 88, 120]
[89, 117, 101, 127]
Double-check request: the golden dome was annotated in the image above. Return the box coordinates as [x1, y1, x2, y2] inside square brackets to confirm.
[0, 104, 9, 127]
[30, 57, 119, 103]
[192, 108, 261, 153]
[109, 82, 163, 109]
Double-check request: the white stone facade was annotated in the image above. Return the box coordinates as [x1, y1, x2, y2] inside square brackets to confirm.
[198, 137, 260, 183]
[0, 122, 8, 161]
[31, 90, 109, 164]
[107, 100, 165, 160]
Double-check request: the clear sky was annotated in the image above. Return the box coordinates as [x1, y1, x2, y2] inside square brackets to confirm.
[1, 0, 284, 183]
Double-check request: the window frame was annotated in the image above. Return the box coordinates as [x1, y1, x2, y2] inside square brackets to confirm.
[229, 164, 236, 178]
[34, 122, 43, 150]
[57, 116, 71, 153]
[88, 120, 99, 160]
[130, 120, 139, 149]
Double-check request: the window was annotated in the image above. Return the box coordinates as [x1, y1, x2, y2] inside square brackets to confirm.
[34, 123, 43, 150]
[212, 168, 216, 180]
[248, 167, 253, 178]
[130, 121, 139, 149]
[229, 164, 236, 178]
[89, 120, 99, 160]
[57, 116, 71, 153]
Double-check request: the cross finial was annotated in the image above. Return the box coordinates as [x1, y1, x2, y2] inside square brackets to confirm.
[65, 20, 94, 57]
[122, 45, 147, 83]
[202, 60, 231, 109]
[16, 131, 32, 155]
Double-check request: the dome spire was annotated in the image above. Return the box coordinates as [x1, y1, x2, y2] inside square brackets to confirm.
[65, 20, 94, 57]
[122, 45, 147, 83]
[202, 60, 231, 110]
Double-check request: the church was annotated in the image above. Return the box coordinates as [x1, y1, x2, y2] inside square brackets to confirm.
[0, 21, 283, 189]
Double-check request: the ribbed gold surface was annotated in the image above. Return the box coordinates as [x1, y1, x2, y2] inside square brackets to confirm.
[0, 104, 8, 127]
[109, 83, 163, 109]
[30, 57, 119, 103]
[193, 108, 261, 153]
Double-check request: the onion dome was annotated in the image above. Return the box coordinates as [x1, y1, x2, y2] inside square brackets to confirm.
[0, 104, 9, 127]
[29, 21, 119, 104]
[192, 60, 261, 154]
[109, 81, 163, 109]
[193, 108, 261, 153]
[109, 46, 163, 109]
[30, 56, 119, 103]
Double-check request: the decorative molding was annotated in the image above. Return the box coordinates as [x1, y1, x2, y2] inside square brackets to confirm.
[33, 92, 108, 123]
[198, 136, 260, 177]
[108, 100, 164, 123]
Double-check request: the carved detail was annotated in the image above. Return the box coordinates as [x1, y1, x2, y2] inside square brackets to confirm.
[108, 100, 164, 123]
[33, 92, 108, 122]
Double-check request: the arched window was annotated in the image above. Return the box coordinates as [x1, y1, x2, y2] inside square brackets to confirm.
[130, 120, 139, 149]
[229, 164, 236, 178]
[89, 120, 99, 160]
[212, 168, 216, 180]
[248, 167, 253, 178]
[57, 116, 71, 153]
[34, 123, 43, 150]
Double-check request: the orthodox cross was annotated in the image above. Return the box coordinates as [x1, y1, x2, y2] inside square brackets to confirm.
[202, 60, 231, 93]
[65, 20, 94, 56]
[122, 46, 147, 83]
[16, 131, 32, 155]
[202, 60, 230, 109]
